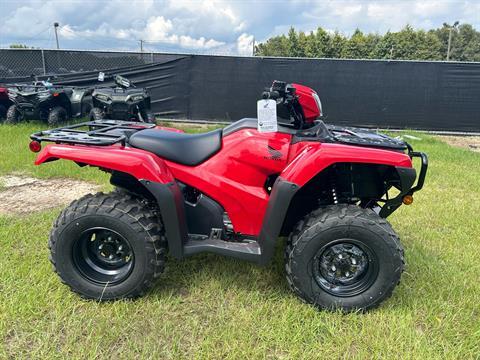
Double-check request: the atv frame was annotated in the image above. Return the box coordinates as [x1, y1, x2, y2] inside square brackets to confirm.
[31, 119, 427, 265]
[89, 75, 154, 123]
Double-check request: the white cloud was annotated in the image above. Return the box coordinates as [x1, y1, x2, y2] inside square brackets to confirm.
[236, 33, 254, 56]
[1, 0, 479, 53]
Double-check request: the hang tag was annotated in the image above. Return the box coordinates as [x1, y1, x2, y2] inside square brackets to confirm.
[257, 99, 277, 133]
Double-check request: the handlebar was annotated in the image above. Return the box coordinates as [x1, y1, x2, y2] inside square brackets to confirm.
[262, 90, 280, 100]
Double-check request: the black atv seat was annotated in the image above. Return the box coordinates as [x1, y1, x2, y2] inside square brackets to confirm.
[128, 128, 222, 166]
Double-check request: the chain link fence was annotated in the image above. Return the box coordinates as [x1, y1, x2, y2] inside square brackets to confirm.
[0, 48, 184, 80]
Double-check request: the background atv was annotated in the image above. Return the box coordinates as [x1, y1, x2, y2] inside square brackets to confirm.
[89, 74, 155, 123]
[6, 80, 93, 125]
[29, 81, 427, 312]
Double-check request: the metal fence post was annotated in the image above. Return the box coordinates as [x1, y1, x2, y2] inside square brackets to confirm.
[41, 49, 46, 75]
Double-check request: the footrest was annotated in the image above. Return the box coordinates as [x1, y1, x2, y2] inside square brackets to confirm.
[184, 238, 261, 262]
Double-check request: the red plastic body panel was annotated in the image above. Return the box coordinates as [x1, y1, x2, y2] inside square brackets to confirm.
[292, 83, 321, 122]
[283, 142, 413, 186]
[35, 144, 175, 183]
[165, 129, 291, 235]
[35, 127, 412, 236]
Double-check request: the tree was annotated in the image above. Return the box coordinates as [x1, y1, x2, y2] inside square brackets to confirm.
[341, 29, 373, 59]
[254, 23, 480, 62]
[325, 31, 347, 59]
[287, 27, 302, 57]
[9, 44, 31, 49]
[452, 24, 480, 61]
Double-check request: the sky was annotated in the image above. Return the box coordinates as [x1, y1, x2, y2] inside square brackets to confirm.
[0, 0, 479, 55]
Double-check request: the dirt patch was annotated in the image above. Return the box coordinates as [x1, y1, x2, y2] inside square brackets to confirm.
[0, 175, 101, 215]
[437, 136, 480, 152]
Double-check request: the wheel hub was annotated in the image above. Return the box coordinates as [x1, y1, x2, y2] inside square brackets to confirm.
[96, 236, 131, 264]
[313, 240, 378, 297]
[73, 227, 134, 285]
[320, 244, 368, 285]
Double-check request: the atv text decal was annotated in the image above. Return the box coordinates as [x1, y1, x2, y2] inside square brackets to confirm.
[264, 145, 282, 161]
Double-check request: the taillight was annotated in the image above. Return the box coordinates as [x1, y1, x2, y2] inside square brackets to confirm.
[29, 140, 41, 152]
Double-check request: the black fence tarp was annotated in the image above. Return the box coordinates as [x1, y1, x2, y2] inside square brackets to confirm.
[1, 49, 479, 132]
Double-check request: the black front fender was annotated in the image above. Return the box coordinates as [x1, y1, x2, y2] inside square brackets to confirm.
[257, 177, 299, 265]
[140, 180, 188, 259]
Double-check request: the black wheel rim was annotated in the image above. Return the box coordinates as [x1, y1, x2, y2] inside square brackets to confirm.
[73, 227, 134, 285]
[313, 239, 378, 297]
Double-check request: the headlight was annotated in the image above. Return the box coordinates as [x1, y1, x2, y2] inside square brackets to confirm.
[312, 92, 322, 115]
[130, 95, 143, 102]
[96, 94, 110, 102]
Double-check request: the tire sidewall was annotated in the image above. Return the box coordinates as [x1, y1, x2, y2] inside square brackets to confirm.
[145, 111, 156, 123]
[89, 107, 105, 121]
[5, 105, 21, 124]
[48, 106, 67, 125]
[54, 213, 151, 299]
[290, 213, 402, 310]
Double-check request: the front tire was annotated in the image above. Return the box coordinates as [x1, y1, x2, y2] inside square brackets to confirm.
[89, 107, 105, 121]
[141, 110, 156, 123]
[49, 192, 167, 300]
[285, 205, 404, 312]
[5, 105, 22, 124]
[48, 106, 68, 126]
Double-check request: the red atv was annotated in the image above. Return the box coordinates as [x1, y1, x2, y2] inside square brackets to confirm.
[30, 81, 427, 311]
[0, 87, 12, 120]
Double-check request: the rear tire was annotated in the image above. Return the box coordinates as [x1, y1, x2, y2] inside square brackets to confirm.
[5, 105, 22, 124]
[89, 107, 105, 121]
[285, 204, 404, 312]
[141, 110, 156, 124]
[49, 192, 167, 300]
[48, 106, 68, 126]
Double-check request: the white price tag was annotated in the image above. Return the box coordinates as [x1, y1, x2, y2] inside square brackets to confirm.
[257, 99, 278, 133]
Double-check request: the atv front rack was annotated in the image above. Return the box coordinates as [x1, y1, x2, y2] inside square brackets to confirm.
[30, 120, 155, 146]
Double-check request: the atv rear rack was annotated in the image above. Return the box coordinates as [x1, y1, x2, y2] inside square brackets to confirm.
[30, 120, 155, 146]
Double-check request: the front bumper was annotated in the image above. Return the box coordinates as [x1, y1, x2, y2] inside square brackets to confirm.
[409, 151, 428, 193]
[379, 151, 428, 218]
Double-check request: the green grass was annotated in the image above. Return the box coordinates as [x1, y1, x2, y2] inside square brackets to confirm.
[0, 123, 479, 358]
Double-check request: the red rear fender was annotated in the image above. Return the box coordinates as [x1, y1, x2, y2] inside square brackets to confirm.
[282, 143, 413, 186]
[35, 144, 174, 183]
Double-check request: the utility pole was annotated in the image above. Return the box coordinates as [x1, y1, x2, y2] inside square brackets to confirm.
[54, 22, 60, 49]
[446, 21, 459, 61]
[252, 37, 255, 56]
[139, 39, 144, 53]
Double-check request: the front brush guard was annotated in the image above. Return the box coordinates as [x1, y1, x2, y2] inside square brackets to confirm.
[379, 151, 428, 218]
